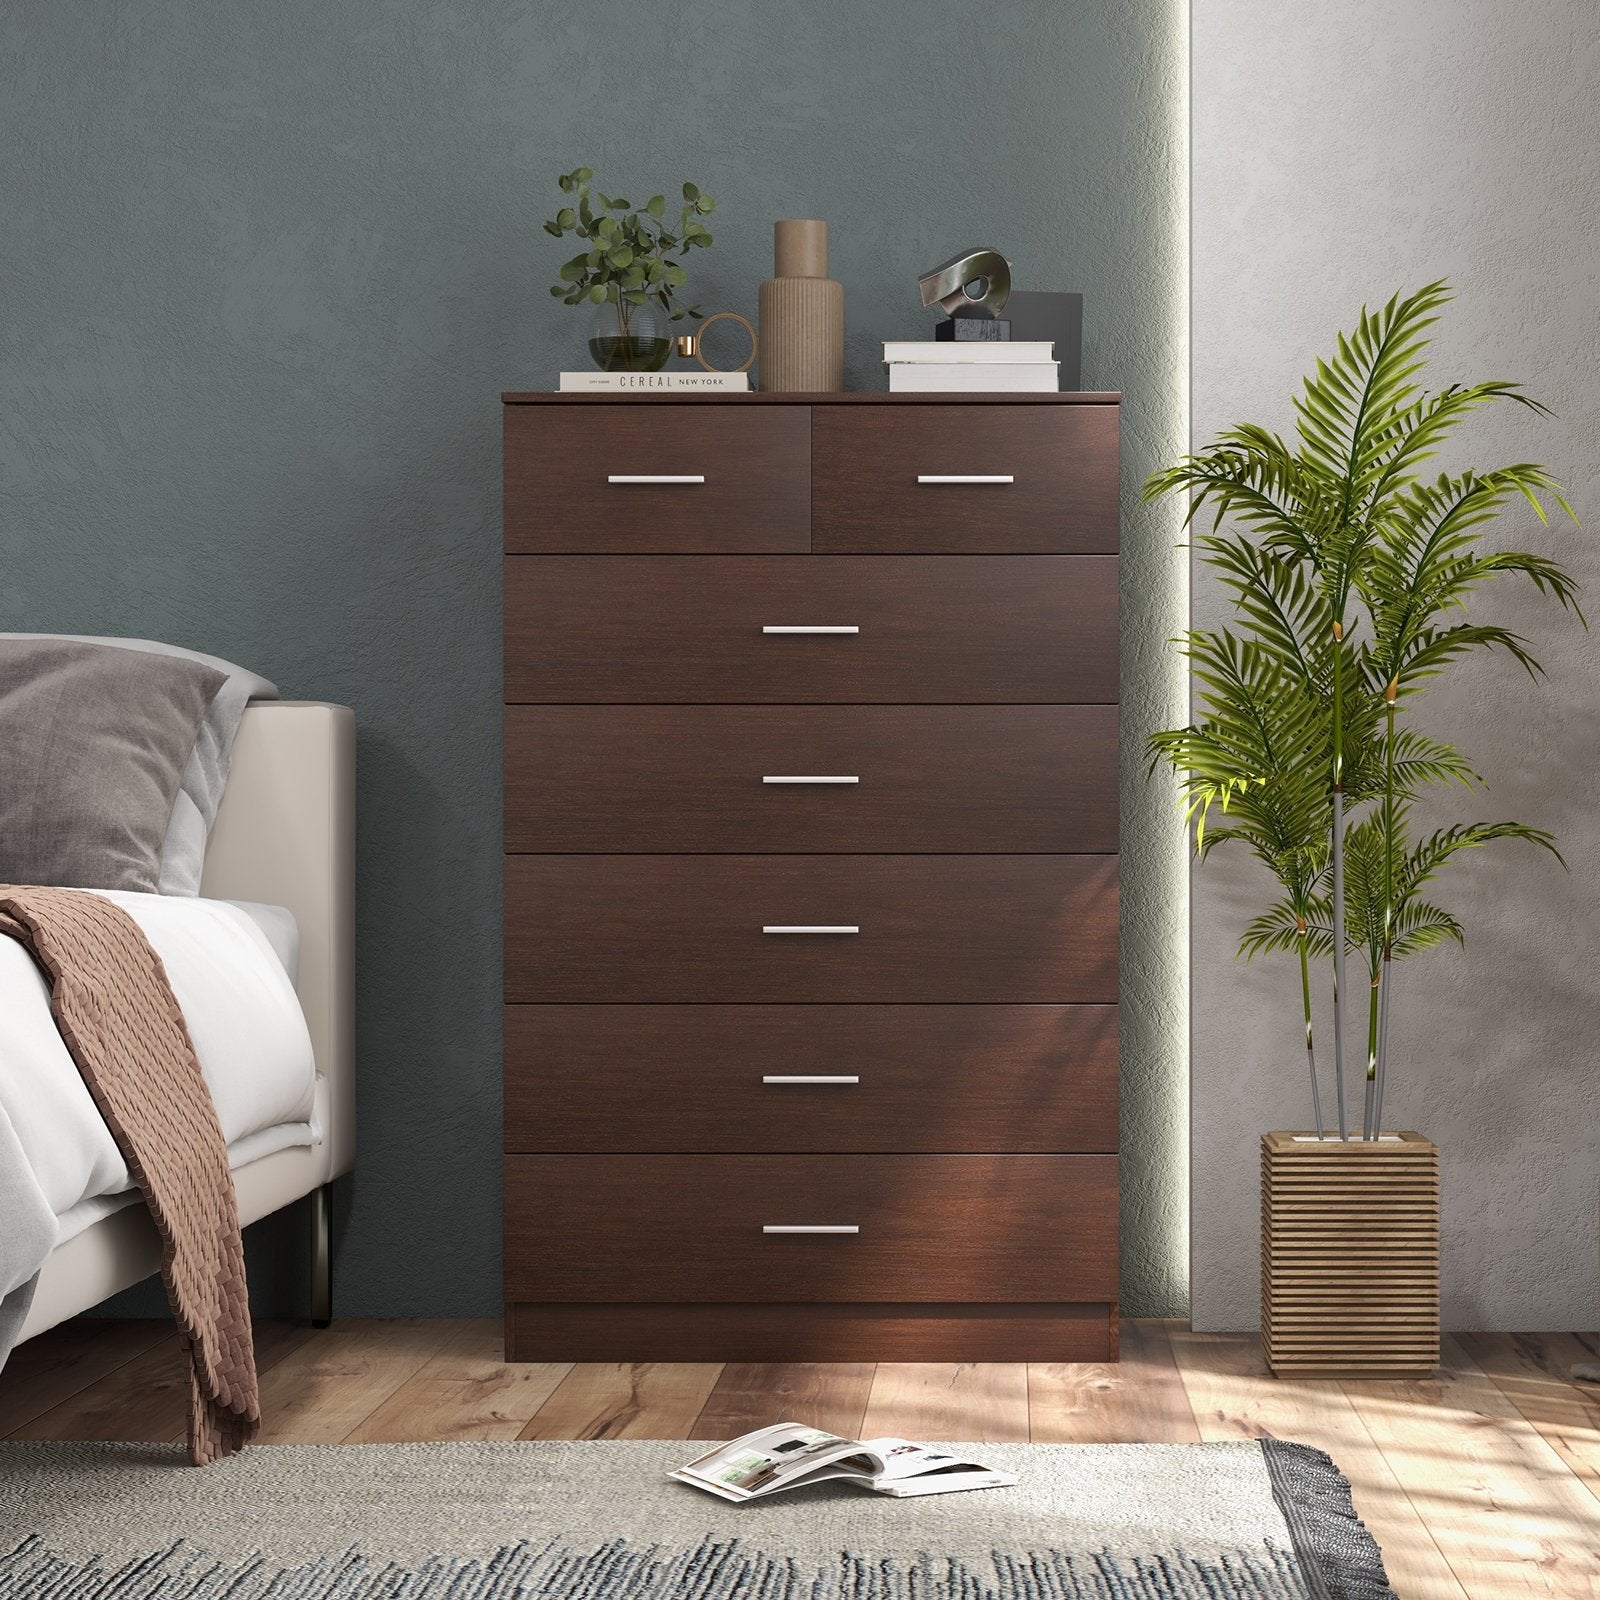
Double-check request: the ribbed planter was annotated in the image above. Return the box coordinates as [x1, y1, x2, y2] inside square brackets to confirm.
[1260, 1130, 1440, 1375]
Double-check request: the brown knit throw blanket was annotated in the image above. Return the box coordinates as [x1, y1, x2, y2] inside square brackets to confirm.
[0, 886, 259, 1463]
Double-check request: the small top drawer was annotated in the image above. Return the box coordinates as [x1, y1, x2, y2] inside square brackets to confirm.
[504, 403, 810, 553]
[813, 403, 1119, 554]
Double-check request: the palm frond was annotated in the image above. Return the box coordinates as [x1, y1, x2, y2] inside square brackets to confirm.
[1398, 820, 1566, 894]
[1387, 900, 1465, 959]
[1240, 897, 1334, 961]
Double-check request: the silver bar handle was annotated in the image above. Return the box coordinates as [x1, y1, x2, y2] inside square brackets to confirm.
[762, 925, 858, 935]
[762, 1074, 861, 1084]
[762, 1224, 860, 1234]
[762, 625, 859, 634]
[762, 775, 860, 785]
[916, 474, 1014, 484]
[607, 474, 705, 484]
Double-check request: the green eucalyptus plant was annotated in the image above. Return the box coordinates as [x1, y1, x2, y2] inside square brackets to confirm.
[544, 168, 715, 370]
[1148, 281, 1581, 1140]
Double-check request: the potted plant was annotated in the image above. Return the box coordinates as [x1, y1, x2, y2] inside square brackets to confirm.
[544, 168, 715, 373]
[1149, 281, 1580, 1372]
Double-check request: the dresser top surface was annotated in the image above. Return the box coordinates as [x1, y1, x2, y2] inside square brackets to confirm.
[501, 390, 1121, 406]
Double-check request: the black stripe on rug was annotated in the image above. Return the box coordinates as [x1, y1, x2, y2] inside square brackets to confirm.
[0, 1529, 1340, 1598]
[1260, 1437, 1398, 1600]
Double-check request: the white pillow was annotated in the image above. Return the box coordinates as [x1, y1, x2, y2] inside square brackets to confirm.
[0, 635, 278, 894]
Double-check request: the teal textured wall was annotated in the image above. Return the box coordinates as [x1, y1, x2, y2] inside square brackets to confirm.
[0, 0, 1188, 1316]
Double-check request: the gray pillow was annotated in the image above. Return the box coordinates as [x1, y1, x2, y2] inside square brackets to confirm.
[0, 640, 227, 893]
[0, 635, 279, 894]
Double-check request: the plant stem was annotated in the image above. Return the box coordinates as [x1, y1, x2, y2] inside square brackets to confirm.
[1363, 970, 1380, 1139]
[1330, 618, 1349, 1140]
[1331, 789, 1348, 1139]
[1377, 680, 1397, 1141]
[1298, 921, 1325, 1139]
[1374, 949, 1392, 1135]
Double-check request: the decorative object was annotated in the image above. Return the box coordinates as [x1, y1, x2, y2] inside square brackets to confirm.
[1147, 282, 1578, 1372]
[689, 310, 756, 373]
[0, 1436, 1394, 1600]
[544, 169, 715, 373]
[585, 296, 671, 373]
[938, 291, 1083, 389]
[757, 220, 843, 392]
[1261, 1130, 1440, 1373]
[918, 246, 1013, 320]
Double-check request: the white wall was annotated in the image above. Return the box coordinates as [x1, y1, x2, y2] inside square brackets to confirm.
[1191, 0, 1600, 1329]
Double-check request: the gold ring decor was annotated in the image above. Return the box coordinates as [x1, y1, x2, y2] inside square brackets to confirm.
[693, 311, 757, 373]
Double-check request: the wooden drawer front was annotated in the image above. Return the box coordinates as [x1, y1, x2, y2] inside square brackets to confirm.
[812, 405, 1119, 554]
[505, 556, 1117, 703]
[506, 705, 1118, 854]
[504, 1154, 1118, 1302]
[504, 1004, 1118, 1153]
[505, 854, 1117, 1003]
[504, 404, 810, 553]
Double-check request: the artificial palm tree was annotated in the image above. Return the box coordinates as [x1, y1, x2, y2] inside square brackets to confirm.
[1149, 281, 1579, 1137]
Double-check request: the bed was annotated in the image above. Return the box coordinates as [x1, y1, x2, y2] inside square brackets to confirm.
[12, 700, 355, 1342]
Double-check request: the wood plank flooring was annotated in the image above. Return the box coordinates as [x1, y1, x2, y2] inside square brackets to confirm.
[4, 1317, 1599, 1599]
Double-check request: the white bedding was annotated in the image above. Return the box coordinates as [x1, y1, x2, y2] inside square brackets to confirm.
[0, 891, 317, 1258]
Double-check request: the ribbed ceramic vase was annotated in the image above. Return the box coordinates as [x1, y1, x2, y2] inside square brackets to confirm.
[758, 220, 844, 392]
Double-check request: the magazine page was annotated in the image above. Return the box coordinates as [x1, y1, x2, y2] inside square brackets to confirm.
[673, 1423, 883, 1502]
[862, 1440, 979, 1481]
[860, 1439, 1019, 1498]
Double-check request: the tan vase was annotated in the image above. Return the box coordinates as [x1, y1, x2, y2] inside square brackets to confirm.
[1260, 1130, 1440, 1375]
[758, 220, 844, 392]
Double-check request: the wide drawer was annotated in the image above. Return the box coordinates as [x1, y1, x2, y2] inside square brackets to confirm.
[505, 705, 1118, 853]
[503, 404, 810, 553]
[504, 1154, 1119, 1302]
[504, 556, 1117, 703]
[812, 404, 1119, 553]
[504, 854, 1118, 1003]
[504, 1004, 1118, 1152]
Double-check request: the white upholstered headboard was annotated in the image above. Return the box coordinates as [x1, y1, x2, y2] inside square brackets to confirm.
[200, 701, 355, 1178]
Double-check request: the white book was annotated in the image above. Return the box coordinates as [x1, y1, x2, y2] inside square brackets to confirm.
[882, 340, 1055, 364]
[558, 370, 750, 393]
[888, 362, 1059, 393]
[673, 1422, 1017, 1503]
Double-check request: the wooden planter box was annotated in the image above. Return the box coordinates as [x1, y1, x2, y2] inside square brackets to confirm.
[1261, 1130, 1440, 1375]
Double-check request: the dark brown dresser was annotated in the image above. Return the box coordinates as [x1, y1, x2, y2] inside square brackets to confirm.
[501, 392, 1121, 1362]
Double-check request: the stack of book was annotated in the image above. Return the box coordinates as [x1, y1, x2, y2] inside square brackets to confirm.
[883, 340, 1058, 392]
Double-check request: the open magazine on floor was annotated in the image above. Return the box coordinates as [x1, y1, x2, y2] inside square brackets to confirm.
[672, 1422, 1018, 1501]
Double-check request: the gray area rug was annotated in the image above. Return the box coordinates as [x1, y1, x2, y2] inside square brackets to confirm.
[0, 1437, 1393, 1600]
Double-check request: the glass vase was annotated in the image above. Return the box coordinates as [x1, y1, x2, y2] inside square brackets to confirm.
[587, 298, 672, 373]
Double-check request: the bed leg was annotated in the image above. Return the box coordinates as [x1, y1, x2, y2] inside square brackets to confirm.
[310, 1182, 333, 1328]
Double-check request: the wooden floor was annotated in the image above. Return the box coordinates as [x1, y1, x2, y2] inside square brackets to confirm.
[2, 1318, 1597, 1597]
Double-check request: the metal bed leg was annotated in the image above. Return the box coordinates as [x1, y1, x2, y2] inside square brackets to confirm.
[310, 1182, 333, 1328]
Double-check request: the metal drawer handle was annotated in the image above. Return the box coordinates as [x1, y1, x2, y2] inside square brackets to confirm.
[762, 1074, 860, 1084]
[762, 1224, 860, 1234]
[762, 625, 860, 634]
[762, 775, 860, 785]
[916, 474, 1014, 484]
[762, 924, 859, 935]
[607, 474, 705, 484]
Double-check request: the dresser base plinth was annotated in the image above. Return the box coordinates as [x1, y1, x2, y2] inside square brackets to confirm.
[505, 1302, 1118, 1363]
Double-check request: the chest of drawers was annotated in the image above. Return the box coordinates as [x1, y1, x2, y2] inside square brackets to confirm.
[502, 392, 1121, 1362]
